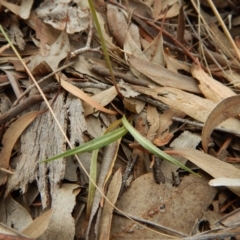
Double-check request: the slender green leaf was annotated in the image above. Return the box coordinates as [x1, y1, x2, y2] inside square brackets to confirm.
[122, 116, 199, 176]
[87, 148, 99, 219]
[41, 126, 128, 163]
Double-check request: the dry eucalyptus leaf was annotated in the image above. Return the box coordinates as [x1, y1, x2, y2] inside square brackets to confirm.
[191, 64, 235, 102]
[128, 55, 200, 93]
[99, 168, 122, 240]
[83, 86, 117, 117]
[40, 184, 80, 240]
[2, 196, 33, 232]
[107, 4, 128, 48]
[131, 85, 240, 135]
[143, 32, 165, 66]
[123, 98, 145, 114]
[202, 95, 240, 152]
[22, 210, 52, 239]
[19, 0, 33, 19]
[170, 148, 240, 196]
[28, 31, 70, 73]
[111, 172, 216, 238]
[35, 1, 89, 34]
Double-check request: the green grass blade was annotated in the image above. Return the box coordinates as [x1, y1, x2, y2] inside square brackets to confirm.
[86, 148, 99, 219]
[41, 126, 128, 163]
[122, 116, 199, 176]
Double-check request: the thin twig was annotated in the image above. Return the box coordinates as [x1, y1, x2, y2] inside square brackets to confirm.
[12, 62, 75, 106]
[0, 95, 44, 125]
[172, 117, 240, 135]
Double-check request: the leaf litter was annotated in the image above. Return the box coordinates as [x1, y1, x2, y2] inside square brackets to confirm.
[1, 0, 240, 239]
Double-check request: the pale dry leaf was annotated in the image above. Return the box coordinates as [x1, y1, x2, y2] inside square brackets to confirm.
[128, 55, 200, 93]
[155, 2, 181, 20]
[170, 148, 240, 196]
[35, 1, 89, 34]
[56, 73, 117, 115]
[0, 222, 29, 238]
[99, 168, 122, 240]
[118, 80, 140, 98]
[107, 4, 128, 48]
[22, 210, 52, 239]
[143, 32, 165, 66]
[86, 140, 120, 239]
[161, 0, 178, 10]
[124, 33, 148, 78]
[153, 1, 162, 19]
[121, 0, 152, 19]
[112, 172, 216, 238]
[191, 64, 235, 102]
[28, 31, 70, 73]
[41, 184, 80, 240]
[96, 12, 118, 51]
[83, 86, 117, 117]
[147, 105, 159, 141]
[209, 178, 240, 187]
[222, 69, 240, 89]
[19, 0, 33, 19]
[129, 23, 141, 49]
[27, 12, 60, 56]
[5, 196, 33, 232]
[153, 108, 185, 147]
[202, 95, 240, 152]
[130, 85, 240, 135]
[123, 98, 145, 114]
[164, 54, 191, 73]
[0, 111, 39, 186]
[0, 0, 19, 15]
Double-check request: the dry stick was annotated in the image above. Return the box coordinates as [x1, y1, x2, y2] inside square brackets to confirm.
[172, 117, 240, 135]
[0, 95, 43, 125]
[90, 64, 149, 87]
[12, 62, 75, 106]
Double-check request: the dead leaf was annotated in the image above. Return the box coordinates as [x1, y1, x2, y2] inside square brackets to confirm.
[40, 184, 80, 240]
[168, 148, 240, 196]
[1, 196, 33, 232]
[21, 210, 52, 239]
[202, 95, 240, 152]
[56, 73, 117, 115]
[147, 105, 159, 141]
[111, 172, 216, 238]
[19, 0, 33, 19]
[143, 32, 165, 66]
[153, 108, 185, 146]
[0, 0, 20, 16]
[26, 12, 61, 56]
[99, 168, 122, 240]
[155, 2, 181, 20]
[28, 31, 70, 73]
[164, 53, 191, 73]
[191, 64, 235, 102]
[35, 2, 89, 34]
[0, 111, 39, 185]
[83, 86, 117, 116]
[86, 139, 121, 239]
[128, 55, 200, 93]
[123, 98, 145, 114]
[131, 85, 240, 135]
[107, 4, 128, 48]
